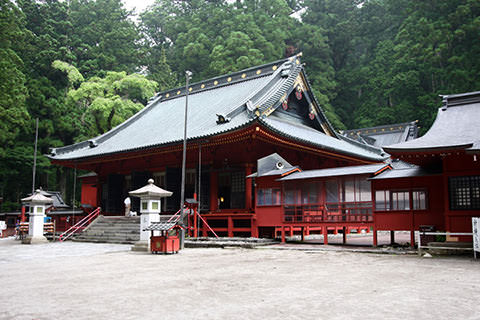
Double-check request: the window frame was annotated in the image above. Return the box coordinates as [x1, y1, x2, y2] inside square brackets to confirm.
[256, 188, 282, 206]
[412, 189, 428, 211]
[449, 176, 480, 210]
[374, 188, 428, 212]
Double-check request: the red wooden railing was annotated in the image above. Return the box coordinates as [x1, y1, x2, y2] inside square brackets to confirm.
[284, 202, 373, 223]
[166, 208, 219, 238]
[58, 207, 101, 242]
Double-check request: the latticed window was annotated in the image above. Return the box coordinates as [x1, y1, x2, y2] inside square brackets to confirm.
[449, 176, 480, 210]
[231, 171, 245, 193]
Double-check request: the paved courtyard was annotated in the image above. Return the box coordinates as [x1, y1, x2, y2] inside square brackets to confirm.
[0, 237, 479, 320]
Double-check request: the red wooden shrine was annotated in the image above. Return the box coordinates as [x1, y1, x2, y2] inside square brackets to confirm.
[47, 51, 479, 247]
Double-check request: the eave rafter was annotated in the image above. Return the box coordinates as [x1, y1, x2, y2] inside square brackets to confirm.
[51, 121, 376, 170]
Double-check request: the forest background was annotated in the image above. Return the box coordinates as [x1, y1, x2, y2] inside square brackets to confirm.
[1, 0, 479, 211]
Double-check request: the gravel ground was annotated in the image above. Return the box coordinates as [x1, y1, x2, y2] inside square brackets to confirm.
[0, 237, 479, 320]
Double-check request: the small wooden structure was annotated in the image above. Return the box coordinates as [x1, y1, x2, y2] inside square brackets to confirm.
[145, 221, 184, 254]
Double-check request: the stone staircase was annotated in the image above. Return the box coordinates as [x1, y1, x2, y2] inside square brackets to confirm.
[72, 215, 140, 244]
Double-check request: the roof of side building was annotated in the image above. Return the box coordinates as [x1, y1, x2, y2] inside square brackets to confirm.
[384, 91, 480, 154]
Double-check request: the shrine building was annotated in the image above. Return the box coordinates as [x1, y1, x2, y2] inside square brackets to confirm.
[371, 91, 480, 244]
[49, 54, 388, 238]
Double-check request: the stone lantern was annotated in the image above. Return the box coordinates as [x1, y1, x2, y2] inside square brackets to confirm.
[21, 189, 53, 244]
[129, 179, 172, 251]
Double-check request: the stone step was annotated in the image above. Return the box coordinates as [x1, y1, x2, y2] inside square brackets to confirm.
[72, 215, 140, 244]
[84, 229, 139, 236]
[74, 235, 140, 242]
[75, 234, 140, 241]
[83, 226, 139, 231]
[72, 238, 137, 245]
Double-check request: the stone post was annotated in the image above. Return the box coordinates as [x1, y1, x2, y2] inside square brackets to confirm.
[21, 189, 53, 244]
[129, 179, 172, 252]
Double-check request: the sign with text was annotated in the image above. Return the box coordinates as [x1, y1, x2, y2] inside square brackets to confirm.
[473, 217, 480, 259]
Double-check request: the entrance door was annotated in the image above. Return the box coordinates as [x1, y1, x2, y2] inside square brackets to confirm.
[218, 170, 245, 209]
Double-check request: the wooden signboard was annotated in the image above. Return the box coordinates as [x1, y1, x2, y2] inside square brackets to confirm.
[473, 217, 480, 259]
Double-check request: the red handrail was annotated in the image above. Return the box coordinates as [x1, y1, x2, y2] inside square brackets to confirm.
[58, 207, 101, 242]
[196, 211, 219, 238]
[167, 209, 182, 223]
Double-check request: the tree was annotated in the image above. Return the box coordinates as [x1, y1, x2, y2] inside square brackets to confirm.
[64, 69, 158, 140]
[0, 1, 30, 151]
[141, 0, 297, 82]
[0, 0, 31, 209]
[68, 0, 141, 77]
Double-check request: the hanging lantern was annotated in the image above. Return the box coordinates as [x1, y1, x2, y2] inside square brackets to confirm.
[309, 112, 315, 120]
[282, 100, 288, 110]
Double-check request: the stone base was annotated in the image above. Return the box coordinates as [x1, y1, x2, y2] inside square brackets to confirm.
[131, 240, 149, 252]
[22, 235, 48, 244]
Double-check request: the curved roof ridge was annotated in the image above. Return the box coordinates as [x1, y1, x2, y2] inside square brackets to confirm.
[157, 56, 295, 103]
[256, 63, 302, 113]
[338, 134, 386, 155]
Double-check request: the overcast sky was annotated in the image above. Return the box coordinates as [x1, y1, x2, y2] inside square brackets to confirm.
[123, 0, 155, 15]
[122, 0, 305, 21]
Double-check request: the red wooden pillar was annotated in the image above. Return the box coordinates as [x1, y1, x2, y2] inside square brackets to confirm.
[323, 226, 328, 245]
[202, 219, 208, 237]
[442, 160, 450, 233]
[97, 178, 103, 209]
[20, 205, 26, 222]
[245, 165, 253, 211]
[281, 227, 286, 243]
[193, 209, 198, 238]
[251, 218, 258, 238]
[410, 228, 415, 248]
[289, 226, 294, 237]
[228, 216, 233, 238]
[210, 171, 218, 212]
[373, 226, 378, 247]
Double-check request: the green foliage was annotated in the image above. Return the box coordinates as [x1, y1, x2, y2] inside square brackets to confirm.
[0, 1, 30, 149]
[52, 60, 84, 86]
[302, 0, 480, 132]
[67, 71, 158, 139]
[1, 0, 480, 210]
[68, 0, 141, 77]
[141, 0, 296, 82]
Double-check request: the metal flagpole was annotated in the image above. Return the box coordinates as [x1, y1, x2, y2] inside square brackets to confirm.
[32, 118, 39, 193]
[180, 70, 192, 248]
[198, 143, 202, 236]
[72, 165, 77, 224]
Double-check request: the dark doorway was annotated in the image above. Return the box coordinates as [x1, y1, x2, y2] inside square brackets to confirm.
[218, 170, 245, 209]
